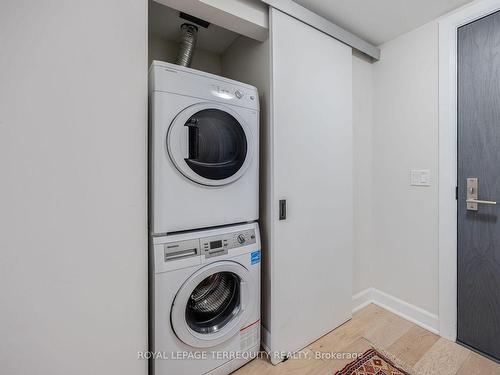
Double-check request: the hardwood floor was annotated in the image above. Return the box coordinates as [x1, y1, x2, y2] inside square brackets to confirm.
[234, 304, 500, 374]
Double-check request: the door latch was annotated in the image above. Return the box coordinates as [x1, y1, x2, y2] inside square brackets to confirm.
[466, 178, 497, 211]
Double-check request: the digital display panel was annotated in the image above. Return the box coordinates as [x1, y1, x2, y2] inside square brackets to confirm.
[210, 240, 222, 249]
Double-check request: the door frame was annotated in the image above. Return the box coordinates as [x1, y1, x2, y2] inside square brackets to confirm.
[439, 0, 500, 341]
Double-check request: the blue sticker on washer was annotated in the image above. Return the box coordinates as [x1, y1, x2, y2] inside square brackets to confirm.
[251, 250, 261, 265]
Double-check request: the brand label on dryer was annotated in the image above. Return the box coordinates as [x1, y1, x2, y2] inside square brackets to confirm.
[251, 250, 261, 265]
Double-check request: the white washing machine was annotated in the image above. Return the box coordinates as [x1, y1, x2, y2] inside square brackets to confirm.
[150, 222, 261, 375]
[149, 61, 260, 234]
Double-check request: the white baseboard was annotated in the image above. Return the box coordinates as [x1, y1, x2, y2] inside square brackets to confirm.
[352, 288, 439, 334]
[352, 288, 373, 313]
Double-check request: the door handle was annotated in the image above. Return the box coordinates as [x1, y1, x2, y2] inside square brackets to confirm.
[240, 280, 248, 312]
[279, 199, 286, 220]
[466, 178, 496, 211]
[186, 119, 199, 160]
[466, 199, 497, 205]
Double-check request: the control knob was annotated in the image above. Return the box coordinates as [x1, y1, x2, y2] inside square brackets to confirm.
[235, 90, 243, 99]
[237, 234, 246, 244]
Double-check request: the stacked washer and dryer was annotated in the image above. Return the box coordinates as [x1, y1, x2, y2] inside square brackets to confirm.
[149, 61, 261, 375]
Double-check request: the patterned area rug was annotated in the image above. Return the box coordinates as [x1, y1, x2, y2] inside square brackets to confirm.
[335, 349, 410, 375]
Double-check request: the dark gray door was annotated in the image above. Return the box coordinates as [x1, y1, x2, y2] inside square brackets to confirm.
[457, 10, 500, 362]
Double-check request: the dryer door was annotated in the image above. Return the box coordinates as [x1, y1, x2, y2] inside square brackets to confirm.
[171, 261, 255, 348]
[167, 103, 255, 186]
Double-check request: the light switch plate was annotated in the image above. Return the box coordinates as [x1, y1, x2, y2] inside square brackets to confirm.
[411, 169, 431, 186]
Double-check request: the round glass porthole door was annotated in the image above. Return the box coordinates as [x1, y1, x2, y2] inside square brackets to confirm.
[167, 103, 254, 186]
[186, 272, 240, 334]
[171, 261, 254, 348]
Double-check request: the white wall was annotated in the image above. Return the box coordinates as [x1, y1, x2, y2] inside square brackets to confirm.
[371, 21, 439, 315]
[0, 1, 148, 374]
[352, 51, 374, 295]
[149, 34, 222, 75]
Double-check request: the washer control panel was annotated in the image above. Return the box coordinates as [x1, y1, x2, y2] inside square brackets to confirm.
[201, 229, 256, 259]
[164, 239, 200, 262]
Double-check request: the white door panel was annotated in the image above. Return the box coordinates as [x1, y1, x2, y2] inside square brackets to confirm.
[270, 8, 353, 359]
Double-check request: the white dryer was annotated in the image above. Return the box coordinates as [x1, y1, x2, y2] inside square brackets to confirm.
[150, 222, 261, 375]
[149, 61, 260, 234]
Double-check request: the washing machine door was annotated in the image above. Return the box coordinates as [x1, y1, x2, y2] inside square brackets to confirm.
[167, 102, 255, 186]
[171, 261, 255, 348]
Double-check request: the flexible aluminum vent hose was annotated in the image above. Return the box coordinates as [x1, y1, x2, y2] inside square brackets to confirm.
[177, 23, 198, 67]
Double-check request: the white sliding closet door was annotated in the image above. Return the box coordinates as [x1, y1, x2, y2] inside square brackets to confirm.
[268, 8, 353, 361]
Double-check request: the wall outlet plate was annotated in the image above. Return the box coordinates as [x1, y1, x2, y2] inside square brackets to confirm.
[411, 169, 431, 186]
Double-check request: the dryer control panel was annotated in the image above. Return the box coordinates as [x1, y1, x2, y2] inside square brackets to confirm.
[201, 229, 256, 259]
[149, 61, 259, 111]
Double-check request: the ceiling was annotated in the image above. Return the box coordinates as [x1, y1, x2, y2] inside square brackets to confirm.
[149, 0, 239, 54]
[294, 0, 473, 45]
